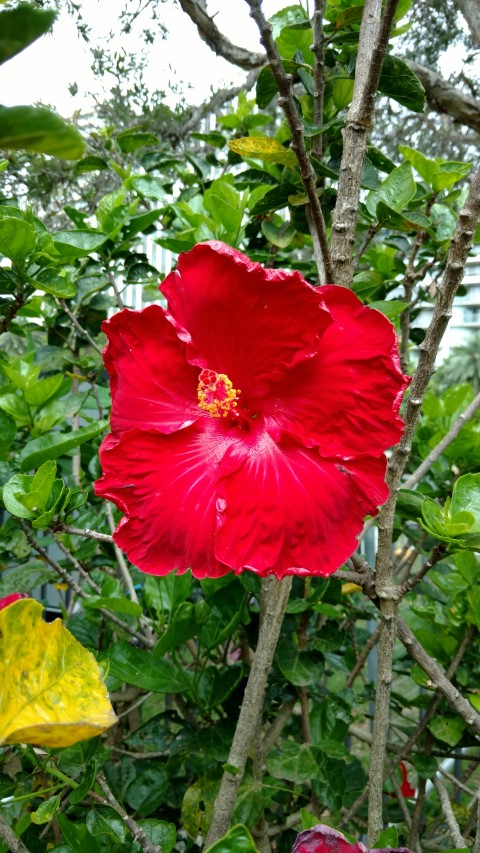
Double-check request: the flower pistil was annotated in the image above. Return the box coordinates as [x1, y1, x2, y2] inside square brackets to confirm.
[197, 369, 239, 419]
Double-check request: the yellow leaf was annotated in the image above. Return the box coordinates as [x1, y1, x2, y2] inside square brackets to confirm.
[341, 582, 363, 595]
[228, 136, 297, 168]
[0, 599, 117, 747]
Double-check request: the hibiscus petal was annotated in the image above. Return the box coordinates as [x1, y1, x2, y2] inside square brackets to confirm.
[215, 431, 389, 578]
[291, 824, 413, 853]
[161, 241, 331, 398]
[263, 285, 409, 456]
[291, 824, 368, 853]
[95, 424, 242, 578]
[102, 305, 201, 434]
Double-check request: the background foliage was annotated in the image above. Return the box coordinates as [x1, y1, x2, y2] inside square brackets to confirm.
[1, 2, 480, 852]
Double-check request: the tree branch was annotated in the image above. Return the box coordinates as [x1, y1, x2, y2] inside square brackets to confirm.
[434, 776, 468, 848]
[204, 575, 292, 848]
[0, 815, 31, 853]
[177, 0, 264, 68]
[245, 0, 333, 283]
[406, 60, 480, 135]
[331, 0, 399, 287]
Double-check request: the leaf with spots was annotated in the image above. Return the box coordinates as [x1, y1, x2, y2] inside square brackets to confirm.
[0, 598, 117, 747]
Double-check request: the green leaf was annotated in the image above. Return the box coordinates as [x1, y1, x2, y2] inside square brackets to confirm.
[261, 219, 295, 248]
[277, 640, 324, 686]
[399, 145, 471, 191]
[31, 268, 77, 298]
[0, 5, 56, 66]
[429, 715, 465, 746]
[0, 562, 56, 595]
[136, 820, 176, 853]
[107, 640, 188, 693]
[19, 420, 107, 471]
[373, 827, 399, 848]
[116, 129, 158, 152]
[204, 177, 244, 233]
[131, 175, 167, 200]
[83, 596, 143, 617]
[24, 374, 64, 407]
[0, 409, 15, 460]
[251, 182, 298, 215]
[52, 230, 107, 259]
[206, 824, 260, 853]
[0, 216, 37, 260]
[267, 742, 319, 783]
[31, 794, 61, 825]
[377, 161, 416, 212]
[3, 474, 35, 518]
[0, 105, 85, 159]
[451, 473, 480, 531]
[378, 55, 425, 112]
[86, 807, 126, 843]
[369, 299, 407, 319]
[255, 60, 297, 108]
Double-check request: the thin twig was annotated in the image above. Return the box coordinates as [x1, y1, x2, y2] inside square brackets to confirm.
[108, 268, 124, 309]
[204, 575, 292, 848]
[311, 0, 326, 162]
[345, 622, 381, 688]
[398, 543, 448, 596]
[59, 299, 103, 355]
[105, 503, 140, 604]
[404, 388, 480, 490]
[245, 0, 333, 283]
[19, 522, 154, 648]
[59, 524, 113, 542]
[474, 796, 480, 853]
[51, 531, 102, 594]
[434, 776, 468, 848]
[95, 774, 162, 853]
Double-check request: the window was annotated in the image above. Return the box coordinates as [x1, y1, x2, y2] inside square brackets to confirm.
[463, 306, 480, 323]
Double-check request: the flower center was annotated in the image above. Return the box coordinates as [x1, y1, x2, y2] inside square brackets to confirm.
[197, 369, 240, 419]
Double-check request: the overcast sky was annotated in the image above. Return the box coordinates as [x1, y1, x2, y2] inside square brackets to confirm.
[0, 1, 286, 116]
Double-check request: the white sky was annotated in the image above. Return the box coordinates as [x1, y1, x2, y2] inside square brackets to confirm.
[0, 0, 287, 117]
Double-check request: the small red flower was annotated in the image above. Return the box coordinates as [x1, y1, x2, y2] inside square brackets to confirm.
[291, 824, 413, 853]
[0, 593, 28, 611]
[95, 242, 408, 579]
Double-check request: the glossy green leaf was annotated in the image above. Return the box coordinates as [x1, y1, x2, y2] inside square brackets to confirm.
[52, 230, 107, 258]
[451, 473, 480, 530]
[207, 824, 260, 853]
[83, 596, 143, 617]
[19, 420, 107, 471]
[0, 5, 55, 65]
[377, 161, 416, 212]
[0, 216, 36, 261]
[86, 807, 126, 843]
[116, 129, 158, 152]
[107, 640, 189, 692]
[24, 374, 64, 406]
[255, 60, 297, 108]
[0, 105, 85, 159]
[267, 742, 319, 783]
[378, 55, 425, 112]
[204, 177, 243, 233]
[399, 145, 471, 191]
[31, 794, 61, 825]
[131, 175, 167, 200]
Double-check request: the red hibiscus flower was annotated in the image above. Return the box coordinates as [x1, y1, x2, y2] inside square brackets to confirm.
[95, 242, 408, 579]
[0, 593, 28, 611]
[291, 824, 413, 853]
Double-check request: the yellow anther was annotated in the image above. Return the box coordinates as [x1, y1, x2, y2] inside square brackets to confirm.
[198, 369, 240, 419]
